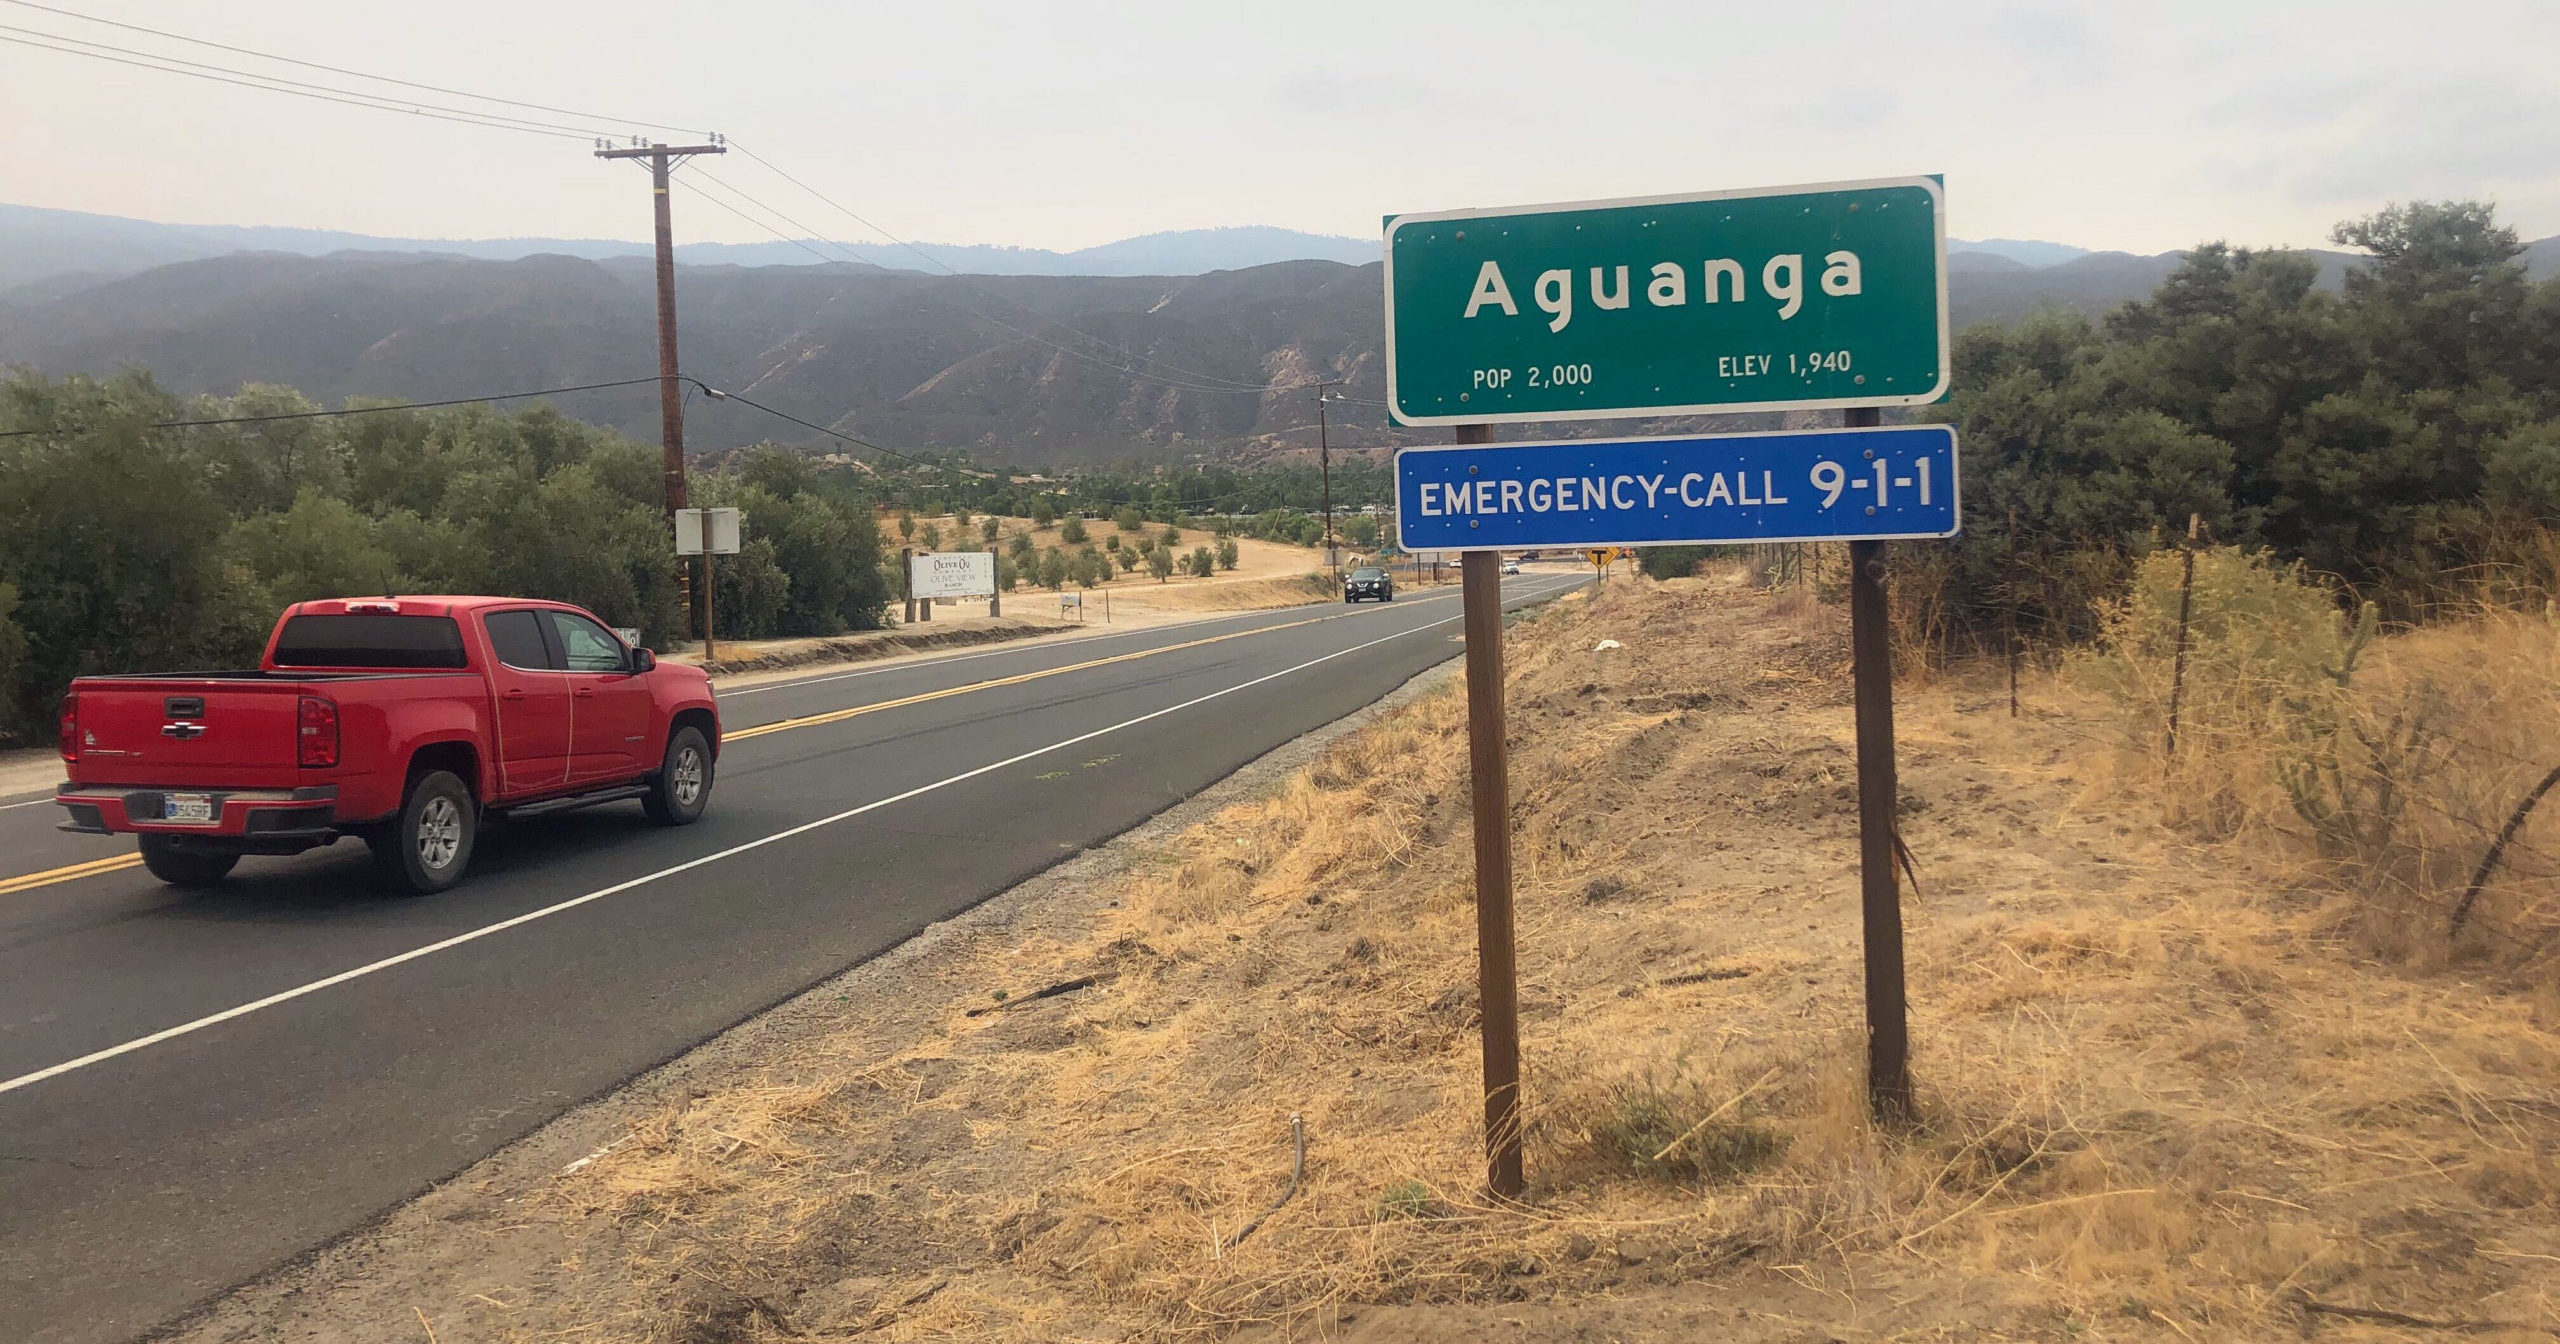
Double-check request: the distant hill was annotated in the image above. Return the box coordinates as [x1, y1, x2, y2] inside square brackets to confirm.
[0, 250, 1395, 465]
[1949, 237, 2091, 267]
[2527, 234, 2560, 278]
[0, 202, 1373, 290]
[3, 232, 2552, 467]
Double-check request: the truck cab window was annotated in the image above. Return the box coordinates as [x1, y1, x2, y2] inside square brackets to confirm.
[483, 610, 555, 670]
[272, 614, 468, 669]
[545, 611, 629, 673]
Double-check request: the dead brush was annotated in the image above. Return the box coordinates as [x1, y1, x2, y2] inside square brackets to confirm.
[2087, 548, 2560, 975]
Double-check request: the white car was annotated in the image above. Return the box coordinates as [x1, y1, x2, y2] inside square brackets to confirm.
[1500, 559, 1522, 575]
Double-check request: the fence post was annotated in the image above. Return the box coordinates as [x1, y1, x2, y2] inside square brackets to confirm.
[2164, 514, 2200, 758]
[2006, 507, 2021, 719]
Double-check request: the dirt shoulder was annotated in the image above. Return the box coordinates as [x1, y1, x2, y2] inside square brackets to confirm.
[165, 578, 2560, 1344]
[0, 745, 62, 800]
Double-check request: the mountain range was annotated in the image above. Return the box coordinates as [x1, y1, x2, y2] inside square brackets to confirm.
[0, 203, 1388, 292]
[4, 200, 2164, 292]
[4, 203, 2554, 467]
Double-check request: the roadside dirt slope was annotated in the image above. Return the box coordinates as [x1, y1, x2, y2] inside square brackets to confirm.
[175, 576, 2560, 1344]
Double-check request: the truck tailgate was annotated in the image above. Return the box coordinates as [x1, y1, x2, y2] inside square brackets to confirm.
[69, 677, 305, 788]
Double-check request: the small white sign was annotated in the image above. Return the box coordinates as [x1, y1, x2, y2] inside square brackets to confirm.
[910, 550, 996, 599]
[675, 507, 742, 556]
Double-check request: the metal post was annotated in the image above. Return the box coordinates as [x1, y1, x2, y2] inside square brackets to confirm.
[1845, 406, 1912, 1124]
[1318, 382, 1340, 585]
[1455, 423, 1524, 1199]
[901, 547, 915, 625]
[702, 546, 717, 665]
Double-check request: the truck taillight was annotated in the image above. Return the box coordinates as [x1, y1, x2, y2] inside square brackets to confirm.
[298, 695, 340, 768]
[57, 693, 78, 761]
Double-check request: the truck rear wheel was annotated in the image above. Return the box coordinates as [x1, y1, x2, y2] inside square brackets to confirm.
[138, 835, 239, 889]
[371, 770, 475, 894]
[643, 725, 713, 826]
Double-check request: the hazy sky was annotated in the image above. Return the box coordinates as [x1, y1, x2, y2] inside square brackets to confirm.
[5, 0, 2559, 255]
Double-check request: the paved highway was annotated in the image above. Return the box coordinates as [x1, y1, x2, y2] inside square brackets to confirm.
[0, 572, 1581, 1343]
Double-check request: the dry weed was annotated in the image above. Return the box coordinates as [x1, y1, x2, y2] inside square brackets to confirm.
[493, 577, 2560, 1343]
[2087, 546, 2560, 976]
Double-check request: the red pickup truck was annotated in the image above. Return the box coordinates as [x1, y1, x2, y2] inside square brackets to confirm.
[55, 596, 720, 894]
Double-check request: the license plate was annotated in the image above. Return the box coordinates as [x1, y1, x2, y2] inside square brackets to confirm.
[162, 794, 214, 824]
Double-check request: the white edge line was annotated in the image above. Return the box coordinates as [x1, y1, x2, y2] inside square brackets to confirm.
[0, 796, 62, 810]
[718, 585, 1470, 699]
[0, 599, 1521, 1097]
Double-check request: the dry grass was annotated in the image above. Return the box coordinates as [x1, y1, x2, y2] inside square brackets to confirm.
[474, 574, 2560, 1343]
[2085, 546, 2560, 977]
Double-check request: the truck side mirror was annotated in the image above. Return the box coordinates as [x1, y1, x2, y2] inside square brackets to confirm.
[630, 647, 656, 674]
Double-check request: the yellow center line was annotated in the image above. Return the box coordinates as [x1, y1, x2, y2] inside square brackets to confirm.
[0, 853, 143, 896]
[724, 602, 1377, 743]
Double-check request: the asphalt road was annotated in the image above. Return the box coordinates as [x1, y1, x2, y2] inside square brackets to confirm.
[0, 571, 1583, 1343]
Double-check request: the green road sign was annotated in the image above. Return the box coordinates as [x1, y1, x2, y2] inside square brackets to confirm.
[1383, 176, 1947, 426]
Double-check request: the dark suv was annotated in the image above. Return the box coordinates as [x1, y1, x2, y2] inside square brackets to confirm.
[1344, 566, 1394, 603]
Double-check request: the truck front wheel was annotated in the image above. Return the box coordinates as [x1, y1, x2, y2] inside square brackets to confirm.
[643, 726, 713, 826]
[138, 835, 240, 889]
[371, 770, 476, 894]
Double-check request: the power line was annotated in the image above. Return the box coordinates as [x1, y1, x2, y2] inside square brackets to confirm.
[681, 379, 998, 482]
[0, 23, 621, 139]
[0, 376, 666, 438]
[4, 7, 1369, 409]
[0, 0, 707, 136]
[2, 8, 1382, 426]
[0, 30, 596, 139]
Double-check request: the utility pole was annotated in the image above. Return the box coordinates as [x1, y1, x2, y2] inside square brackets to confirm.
[596, 137, 725, 644]
[1316, 380, 1343, 585]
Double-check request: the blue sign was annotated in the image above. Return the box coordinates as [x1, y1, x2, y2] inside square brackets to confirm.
[1396, 424, 1958, 553]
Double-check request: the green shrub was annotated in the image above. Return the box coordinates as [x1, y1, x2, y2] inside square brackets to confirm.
[1588, 1073, 1789, 1184]
[1373, 1179, 1436, 1221]
[1640, 545, 1709, 580]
